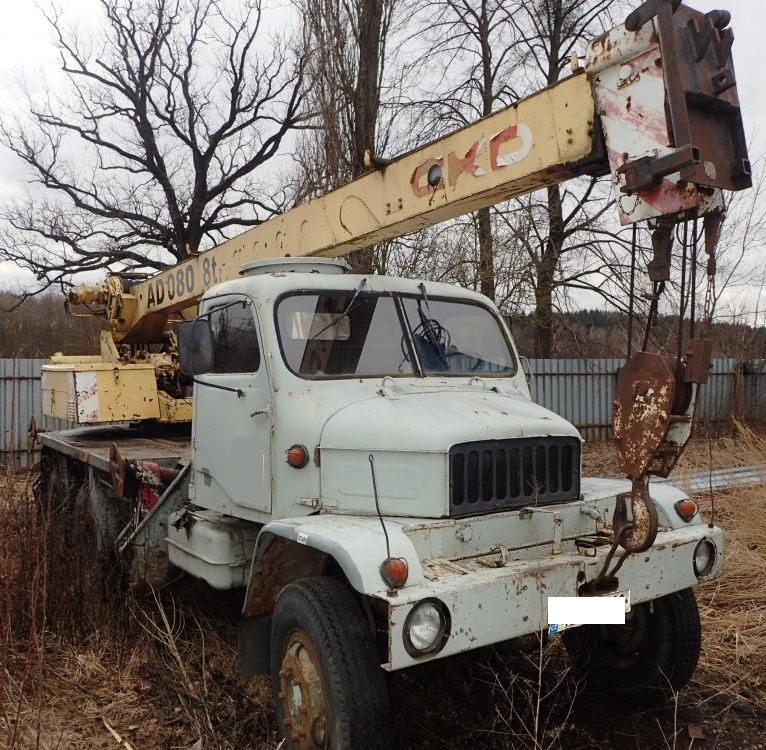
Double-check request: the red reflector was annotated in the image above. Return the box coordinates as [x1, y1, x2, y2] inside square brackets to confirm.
[286, 444, 310, 469]
[380, 557, 409, 588]
[674, 498, 698, 522]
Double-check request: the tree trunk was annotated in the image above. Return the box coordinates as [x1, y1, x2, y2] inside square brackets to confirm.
[477, 0, 495, 300]
[348, 0, 384, 274]
[477, 207, 495, 300]
[534, 184, 565, 357]
[532, 0, 565, 355]
[352, 0, 383, 178]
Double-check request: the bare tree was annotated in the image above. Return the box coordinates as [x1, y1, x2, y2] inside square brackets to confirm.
[0, 0, 305, 298]
[500, 0, 621, 356]
[708, 152, 766, 325]
[404, 0, 522, 301]
[0, 291, 102, 357]
[295, 0, 398, 189]
[292, 0, 399, 272]
[501, 177, 638, 353]
[398, 0, 627, 351]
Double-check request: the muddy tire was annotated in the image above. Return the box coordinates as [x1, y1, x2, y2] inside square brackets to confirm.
[563, 588, 701, 705]
[271, 577, 392, 750]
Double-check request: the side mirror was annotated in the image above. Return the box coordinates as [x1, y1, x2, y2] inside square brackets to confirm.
[178, 319, 214, 375]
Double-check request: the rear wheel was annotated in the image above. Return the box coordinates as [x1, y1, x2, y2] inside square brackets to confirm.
[271, 577, 392, 750]
[563, 588, 701, 705]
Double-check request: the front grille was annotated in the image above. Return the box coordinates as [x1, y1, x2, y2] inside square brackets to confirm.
[449, 437, 580, 515]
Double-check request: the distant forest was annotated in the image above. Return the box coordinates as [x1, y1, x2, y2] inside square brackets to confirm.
[2, 290, 765, 362]
[510, 308, 766, 360]
[0, 291, 103, 358]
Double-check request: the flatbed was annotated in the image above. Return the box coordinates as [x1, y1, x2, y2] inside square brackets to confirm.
[39, 426, 190, 473]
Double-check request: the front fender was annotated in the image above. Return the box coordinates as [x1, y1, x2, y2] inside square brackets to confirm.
[242, 514, 424, 618]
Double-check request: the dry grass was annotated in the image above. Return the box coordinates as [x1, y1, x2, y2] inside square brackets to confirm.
[693, 424, 766, 707]
[0, 466, 277, 749]
[696, 490, 766, 703]
[2, 423, 765, 749]
[581, 423, 753, 479]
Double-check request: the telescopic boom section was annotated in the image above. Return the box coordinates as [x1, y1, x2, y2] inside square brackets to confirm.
[78, 75, 605, 344]
[69, 0, 749, 345]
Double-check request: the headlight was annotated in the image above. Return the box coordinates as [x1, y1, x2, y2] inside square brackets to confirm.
[403, 599, 449, 656]
[693, 539, 716, 577]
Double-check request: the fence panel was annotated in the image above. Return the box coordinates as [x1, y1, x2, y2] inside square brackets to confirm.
[528, 358, 622, 442]
[0, 359, 69, 468]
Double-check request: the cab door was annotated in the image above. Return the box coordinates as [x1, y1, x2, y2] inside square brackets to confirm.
[191, 295, 272, 517]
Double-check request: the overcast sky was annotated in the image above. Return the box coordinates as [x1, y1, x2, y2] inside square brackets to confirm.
[693, 0, 766, 138]
[1, 0, 765, 309]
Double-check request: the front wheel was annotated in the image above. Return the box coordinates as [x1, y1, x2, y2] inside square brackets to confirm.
[271, 577, 392, 750]
[562, 588, 701, 706]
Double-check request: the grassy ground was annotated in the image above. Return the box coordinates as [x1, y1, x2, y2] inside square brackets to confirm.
[2, 425, 765, 749]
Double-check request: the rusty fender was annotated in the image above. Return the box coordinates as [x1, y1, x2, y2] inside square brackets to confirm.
[241, 515, 424, 618]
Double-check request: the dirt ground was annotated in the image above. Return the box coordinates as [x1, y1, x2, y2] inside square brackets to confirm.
[2, 425, 766, 749]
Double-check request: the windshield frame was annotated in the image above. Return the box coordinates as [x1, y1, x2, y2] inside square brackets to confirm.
[273, 288, 518, 381]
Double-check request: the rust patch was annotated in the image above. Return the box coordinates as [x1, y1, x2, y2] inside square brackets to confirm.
[685, 338, 713, 384]
[422, 560, 469, 581]
[242, 534, 326, 618]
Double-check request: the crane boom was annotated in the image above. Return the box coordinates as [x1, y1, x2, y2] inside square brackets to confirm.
[70, 0, 750, 345]
[82, 74, 603, 343]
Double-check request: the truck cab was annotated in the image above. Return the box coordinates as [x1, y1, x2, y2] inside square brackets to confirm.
[182, 256, 575, 524]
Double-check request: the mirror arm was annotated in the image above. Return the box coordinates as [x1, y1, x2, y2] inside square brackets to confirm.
[192, 378, 245, 398]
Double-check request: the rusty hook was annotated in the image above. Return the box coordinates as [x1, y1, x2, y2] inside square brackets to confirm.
[613, 476, 659, 553]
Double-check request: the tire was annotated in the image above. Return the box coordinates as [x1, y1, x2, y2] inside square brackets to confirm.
[562, 588, 701, 706]
[271, 577, 392, 750]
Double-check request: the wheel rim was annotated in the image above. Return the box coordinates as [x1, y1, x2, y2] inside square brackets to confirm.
[278, 628, 329, 749]
[596, 604, 650, 669]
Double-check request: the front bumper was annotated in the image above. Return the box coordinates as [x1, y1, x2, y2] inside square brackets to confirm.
[383, 523, 722, 670]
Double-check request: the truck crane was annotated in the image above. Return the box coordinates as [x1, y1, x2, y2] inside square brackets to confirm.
[33, 1, 750, 748]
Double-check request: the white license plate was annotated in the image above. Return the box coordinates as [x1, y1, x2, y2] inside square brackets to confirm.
[548, 589, 631, 635]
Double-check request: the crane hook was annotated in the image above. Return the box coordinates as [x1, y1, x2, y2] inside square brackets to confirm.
[613, 476, 659, 553]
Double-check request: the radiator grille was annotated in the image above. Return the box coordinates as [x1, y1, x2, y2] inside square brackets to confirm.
[449, 437, 580, 515]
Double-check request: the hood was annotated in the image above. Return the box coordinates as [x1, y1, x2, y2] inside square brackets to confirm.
[320, 384, 580, 452]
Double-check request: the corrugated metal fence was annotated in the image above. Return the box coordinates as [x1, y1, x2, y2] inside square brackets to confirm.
[2, 357, 766, 466]
[0, 359, 69, 468]
[528, 358, 766, 441]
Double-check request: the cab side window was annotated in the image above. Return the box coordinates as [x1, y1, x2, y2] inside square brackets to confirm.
[209, 301, 260, 373]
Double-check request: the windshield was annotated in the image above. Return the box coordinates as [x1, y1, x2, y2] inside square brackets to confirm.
[275, 291, 515, 379]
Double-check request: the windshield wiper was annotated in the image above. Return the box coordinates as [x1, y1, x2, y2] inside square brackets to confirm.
[415, 283, 449, 368]
[310, 277, 367, 340]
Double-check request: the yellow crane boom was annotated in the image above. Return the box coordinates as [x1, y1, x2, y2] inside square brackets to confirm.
[74, 74, 605, 344]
